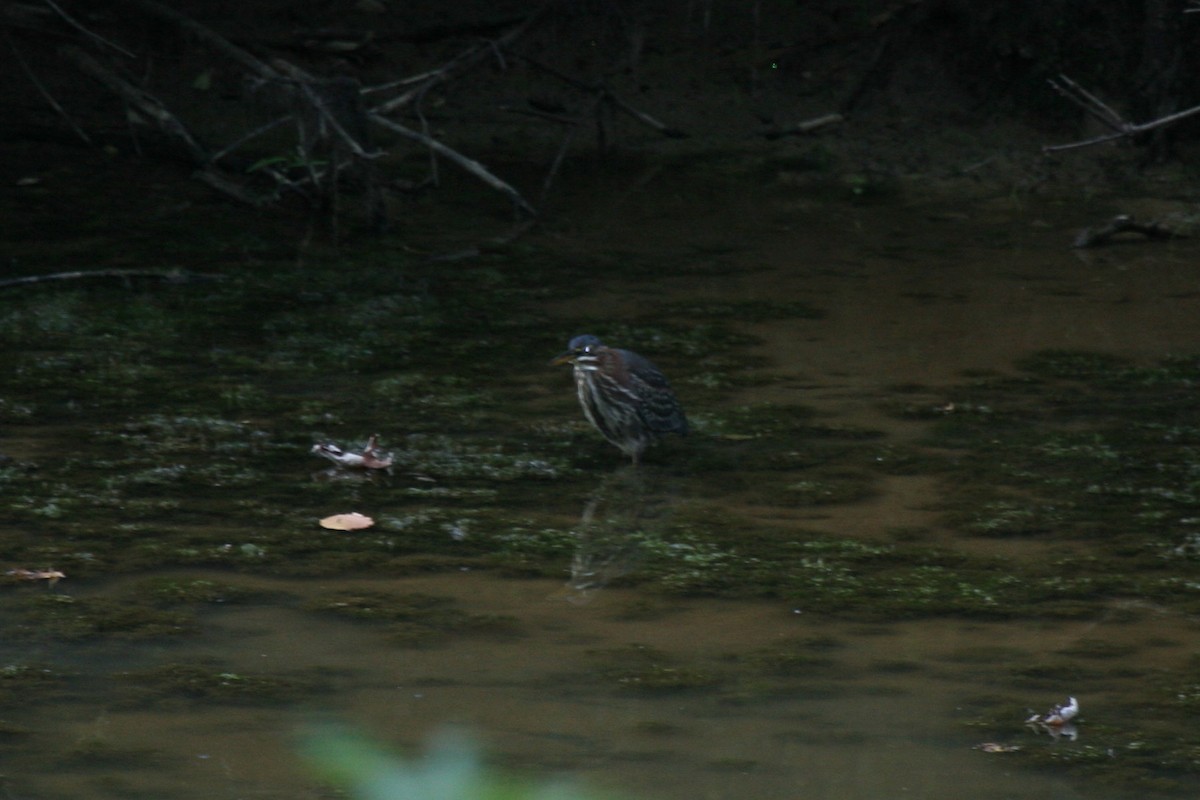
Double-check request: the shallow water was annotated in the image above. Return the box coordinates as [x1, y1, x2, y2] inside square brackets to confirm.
[22, 571, 1180, 800]
[2, 155, 1200, 799]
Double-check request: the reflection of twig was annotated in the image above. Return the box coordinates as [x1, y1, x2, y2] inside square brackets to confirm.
[1044, 73, 1200, 153]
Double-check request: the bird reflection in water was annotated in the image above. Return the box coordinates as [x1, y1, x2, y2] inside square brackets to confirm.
[563, 466, 681, 603]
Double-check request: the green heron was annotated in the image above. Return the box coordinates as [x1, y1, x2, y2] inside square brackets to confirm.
[551, 334, 688, 464]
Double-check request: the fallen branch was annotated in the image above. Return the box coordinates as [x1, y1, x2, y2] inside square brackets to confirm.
[1072, 214, 1184, 248]
[1044, 73, 1200, 153]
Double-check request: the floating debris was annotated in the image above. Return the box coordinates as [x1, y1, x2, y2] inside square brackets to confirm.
[311, 435, 394, 470]
[6, 568, 65, 587]
[1026, 696, 1080, 740]
[974, 742, 1022, 753]
[1028, 696, 1079, 726]
[319, 513, 375, 531]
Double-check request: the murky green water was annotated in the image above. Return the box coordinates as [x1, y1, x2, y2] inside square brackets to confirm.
[2, 147, 1199, 799]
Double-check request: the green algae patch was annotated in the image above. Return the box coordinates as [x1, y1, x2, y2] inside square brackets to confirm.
[964, 690, 1200, 796]
[120, 661, 328, 705]
[380, 434, 571, 482]
[0, 663, 65, 708]
[130, 576, 256, 606]
[656, 299, 826, 322]
[926, 345, 1200, 797]
[10, 593, 195, 641]
[587, 644, 723, 693]
[59, 737, 164, 769]
[4, 169, 1200, 797]
[915, 351, 1200, 563]
[776, 471, 878, 506]
[726, 637, 842, 675]
[705, 403, 872, 439]
[1, 576, 258, 643]
[584, 637, 860, 705]
[305, 590, 521, 645]
[1015, 349, 1133, 381]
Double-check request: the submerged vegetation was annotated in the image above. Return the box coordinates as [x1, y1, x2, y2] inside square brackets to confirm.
[1, 179, 1200, 796]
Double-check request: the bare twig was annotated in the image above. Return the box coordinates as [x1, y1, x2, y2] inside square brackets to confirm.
[0, 269, 224, 290]
[6, 33, 92, 145]
[1048, 74, 1125, 132]
[412, 80, 440, 186]
[368, 113, 536, 217]
[1044, 73, 1200, 153]
[540, 124, 580, 206]
[193, 167, 280, 206]
[41, 0, 135, 57]
[499, 104, 578, 126]
[112, 0, 279, 81]
[370, 2, 552, 116]
[762, 112, 844, 140]
[498, 102, 582, 203]
[361, 68, 447, 96]
[59, 44, 209, 163]
[605, 91, 688, 138]
[270, 60, 378, 159]
[207, 115, 292, 166]
[514, 54, 689, 139]
[1042, 130, 1130, 154]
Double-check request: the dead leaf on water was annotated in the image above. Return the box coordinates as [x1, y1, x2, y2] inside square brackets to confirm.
[319, 512, 375, 531]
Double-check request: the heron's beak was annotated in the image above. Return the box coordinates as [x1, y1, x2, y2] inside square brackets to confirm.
[550, 350, 577, 366]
